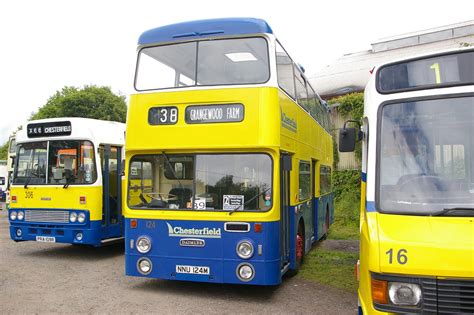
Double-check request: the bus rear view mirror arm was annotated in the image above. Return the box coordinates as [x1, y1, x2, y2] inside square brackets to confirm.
[338, 120, 362, 152]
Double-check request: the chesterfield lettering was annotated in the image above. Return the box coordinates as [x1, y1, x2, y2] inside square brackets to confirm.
[166, 223, 221, 238]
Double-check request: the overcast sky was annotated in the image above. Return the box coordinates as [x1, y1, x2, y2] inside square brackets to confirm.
[0, 0, 472, 144]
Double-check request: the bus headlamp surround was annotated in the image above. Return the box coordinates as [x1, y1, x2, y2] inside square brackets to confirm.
[137, 258, 152, 275]
[388, 282, 422, 306]
[69, 212, 78, 223]
[77, 212, 86, 223]
[17, 211, 25, 221]
[236, 240, 254, 259]
[236, 263, 255, 282]
[10, 211, 18, 221]
[136, 236, 152, 254]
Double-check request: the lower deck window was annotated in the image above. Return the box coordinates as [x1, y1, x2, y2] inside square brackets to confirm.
[128, 154, 272, 212]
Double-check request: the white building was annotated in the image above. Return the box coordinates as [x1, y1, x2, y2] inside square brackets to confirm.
[310, 20, 474, 99]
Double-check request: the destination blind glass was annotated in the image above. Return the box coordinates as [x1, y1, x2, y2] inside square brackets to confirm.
[185, 104, 244, 124]
[27, 121, 72, 138]
[377, 50, 474, 93]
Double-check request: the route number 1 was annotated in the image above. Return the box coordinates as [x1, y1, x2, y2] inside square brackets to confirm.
[430, 62, 441, 84]
[386, 248, 408, 265]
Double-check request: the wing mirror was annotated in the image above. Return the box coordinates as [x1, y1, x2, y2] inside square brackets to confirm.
[339, 120, 363, 152]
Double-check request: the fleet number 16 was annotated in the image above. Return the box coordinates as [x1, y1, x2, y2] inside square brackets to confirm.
[386, 248, 408, 265]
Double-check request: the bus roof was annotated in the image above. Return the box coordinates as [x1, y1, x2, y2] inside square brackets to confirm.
[138, 18, 273, 45]
[16, 117, 125, 146]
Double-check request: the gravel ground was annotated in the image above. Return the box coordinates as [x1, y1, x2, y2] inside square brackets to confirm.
[0, 204, 357, 314]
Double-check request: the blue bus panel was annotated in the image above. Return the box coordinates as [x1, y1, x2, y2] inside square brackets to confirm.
[125, 219, 282, 285]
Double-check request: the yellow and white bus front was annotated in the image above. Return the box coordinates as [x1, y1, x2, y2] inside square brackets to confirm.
[9, 118, 125, 246]
[358, 50, 474, 314]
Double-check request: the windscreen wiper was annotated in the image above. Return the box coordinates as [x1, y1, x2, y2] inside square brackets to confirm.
[24, 173, 33, 189]
[431, 207, 474, 216]
[23, 167, 36, 189]
[63, 176, 73, 189]
[229, 187, 272, 215]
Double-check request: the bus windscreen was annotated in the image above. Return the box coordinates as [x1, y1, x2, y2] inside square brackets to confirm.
[377, 50, 474, 93]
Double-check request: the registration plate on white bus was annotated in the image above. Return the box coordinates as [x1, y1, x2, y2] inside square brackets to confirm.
[176, 265, 210, 275]
[36, 236, 56, 243]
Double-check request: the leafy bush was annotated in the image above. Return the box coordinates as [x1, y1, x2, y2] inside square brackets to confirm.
[330, 170, 361, 240]
[329, 92, 364, 164]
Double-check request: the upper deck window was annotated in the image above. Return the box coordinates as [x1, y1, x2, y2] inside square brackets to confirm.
[135, 37, 270, 91]
[275, 42, 296, 99]
[377, 50, 474, 93]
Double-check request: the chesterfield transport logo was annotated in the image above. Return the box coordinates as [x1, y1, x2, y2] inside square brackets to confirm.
[166, 223, 221, 238]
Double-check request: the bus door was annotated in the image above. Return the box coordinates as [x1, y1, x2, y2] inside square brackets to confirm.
[280, 154, 292, 270]
[100, 145, 123, 239]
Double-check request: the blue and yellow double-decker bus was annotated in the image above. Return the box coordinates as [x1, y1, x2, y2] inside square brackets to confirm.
[124, 18, 334, 285]
[9, 117, 125, 246]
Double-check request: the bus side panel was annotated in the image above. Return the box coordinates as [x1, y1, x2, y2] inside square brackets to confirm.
[317, 192, 334, 240]
[125, 219, 281, 285]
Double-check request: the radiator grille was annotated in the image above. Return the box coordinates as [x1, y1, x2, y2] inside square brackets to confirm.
[25, 210, 69, 223]
[436, 279, 474, 314]
[422, 278, 474, 313]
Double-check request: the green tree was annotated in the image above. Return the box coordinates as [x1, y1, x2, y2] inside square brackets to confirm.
[0, 142, 8, 160]
[30, 85, 127, 122]
[0, 85, 126, 159]
[329, 92, 364, 164]
[329, 92, 364, 121]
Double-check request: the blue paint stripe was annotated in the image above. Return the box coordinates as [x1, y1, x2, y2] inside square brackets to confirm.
[366, 201, 376, 212]
[361, 172, 367, 182]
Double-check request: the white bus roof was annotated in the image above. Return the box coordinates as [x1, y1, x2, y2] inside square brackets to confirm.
[16, 117, 125, 146]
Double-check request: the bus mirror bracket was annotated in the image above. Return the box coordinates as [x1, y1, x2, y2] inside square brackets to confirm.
[339, 120, 362, 152]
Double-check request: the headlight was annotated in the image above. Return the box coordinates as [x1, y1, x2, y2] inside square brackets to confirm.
[69, 212, 78, 223]
[137, 258, 152, 275]
[136, 236, 152, 254]
[236, 263, 255, 282]
[388, 282, 422, 306]
[17, 211, 25, 221]
[76, 232, 83, 241]
[236, 240, 254, 259]
[77, 212, 86, 223]
[10, 211, 17, 221]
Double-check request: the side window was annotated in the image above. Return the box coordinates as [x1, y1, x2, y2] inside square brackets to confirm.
[307, 85, 319, 121]
[299, 161, 311, 200]
[276, 41, 296, 99]
[320, 165, 332, 195]
[294, 68, 308, 109]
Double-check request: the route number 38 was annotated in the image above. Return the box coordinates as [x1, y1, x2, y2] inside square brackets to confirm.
[386, 248, 408, 265]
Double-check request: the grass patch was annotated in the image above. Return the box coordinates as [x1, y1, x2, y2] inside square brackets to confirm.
[298, 248, 359, 293]
[330, 170, 361, 240]
[330, 192, 360, 240]
[297, 170, 361, 292]
[329, 219, 359, 240]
